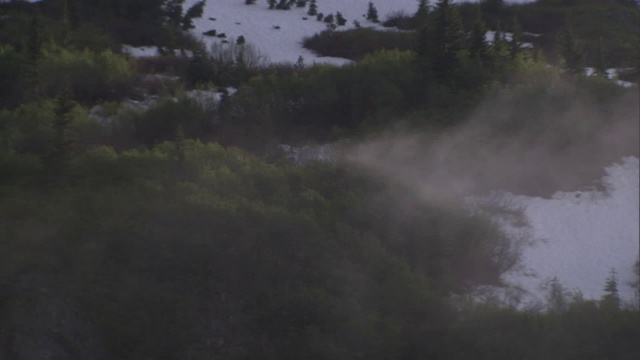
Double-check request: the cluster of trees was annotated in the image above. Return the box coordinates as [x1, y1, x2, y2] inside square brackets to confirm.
[0, 0, 638, 358]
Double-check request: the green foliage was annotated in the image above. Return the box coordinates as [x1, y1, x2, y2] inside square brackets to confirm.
[418, 0, 467, 84]
[0, 45, 26, 108]
[223, 50, 422, 145]
[559, 18, 584, 73]
[132, 97, 216, 147]
[36, 46, 136, 104]
[303, 28, 417, 61]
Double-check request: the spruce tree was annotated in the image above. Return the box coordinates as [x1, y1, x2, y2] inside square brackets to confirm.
[47, 96, 76, 183]
[25, 9, 44, 99]
[416, 0, 430, 23]
[308, 0, 317, 16]
[366, 2, 379, 23]
[469, 9, 489, 63]
[336, 12, 347, 26]
[594, 37, 607, 76]
[181, 0, 206, 31]
[425, 0, 466, 83]
[602, 268, 621, 310]
[324, 13, 334, 24]
[60, 0, 72, 47]
[561, 18, 583, 74]
[508, 16, 522, 60]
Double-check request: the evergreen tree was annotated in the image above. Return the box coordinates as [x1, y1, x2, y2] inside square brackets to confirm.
[268, 0, 276, 9]
[181, 0, 206, 30]
[24, 8, 44, 99]
[602, 268, 621, 309]
[420, 0, 466, 83]
[594, 37, 607, 76]
[481, 0, 504, 16]
[60, 0, 72, 47]
[366, 2, 379, 23]
[469, 9, 489, 63]
[415, 0, 430, 23]
[508, 16, 522, 60]
[336, 12, 347, 26]
[296, 0, 307, 8]
[546, 277, 569, 312]
[164, 0, 185, 29]
[560, 18, 583, 73]
[308, 0, 317, 16]
[47, 96, 76, 183]
[324, 13, 334, 24]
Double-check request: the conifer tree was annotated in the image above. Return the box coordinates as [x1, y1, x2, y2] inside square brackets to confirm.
[308, 0, 317, 15]
[60, 0, 72, 47]
[296, 0, 307, 8]
[602, 268, 621, 309]
[324, 13, 334, 24]
[181, 0, 206, 30]
[366, 2, 379, 23]
[546, 277, 569, 312]
[420, 0, 465, 83]
[560, 18, 583, 73]
[336, 12, 347, 26]
[268, 0, 276, 9]
[24, 8, 44, 99]
[469, 9, 489, 62]
[416, 0, 430, 23]
[594, 37, 607, 76]
[508, 16, 522, 60]
[47, 96, 76, 183]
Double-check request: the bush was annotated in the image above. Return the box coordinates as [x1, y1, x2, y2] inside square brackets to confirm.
[0, 45, 25, 109]
[132, 98, 216, 147]
[38, 47, 136, 104]
[303, 28, 417, 61]
[382, 11, 419, 30]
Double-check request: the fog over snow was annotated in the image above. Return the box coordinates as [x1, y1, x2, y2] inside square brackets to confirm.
[15, 0, 636, 306]
[183, 1, 639, 306]
[496, 158, 639, 306]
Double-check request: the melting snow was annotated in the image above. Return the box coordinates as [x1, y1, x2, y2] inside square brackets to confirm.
[499, 156, 639, 306]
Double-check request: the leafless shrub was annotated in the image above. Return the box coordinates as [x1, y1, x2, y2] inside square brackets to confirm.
[209, 40, 269, 69]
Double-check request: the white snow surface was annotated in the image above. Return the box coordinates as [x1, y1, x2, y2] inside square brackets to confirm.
[185, 0, 426, 65]
[498, 156, 639, 305]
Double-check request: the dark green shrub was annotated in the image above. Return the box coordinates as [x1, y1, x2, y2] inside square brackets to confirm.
[38, 47, 136, 104]
[303, 28, 417, 61]
[132, 98, 216, 147]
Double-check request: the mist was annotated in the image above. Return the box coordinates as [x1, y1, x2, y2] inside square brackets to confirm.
[346, 81, 639, 204]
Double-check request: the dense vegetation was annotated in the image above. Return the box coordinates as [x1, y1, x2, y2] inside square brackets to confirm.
[0, 0, 638, 358]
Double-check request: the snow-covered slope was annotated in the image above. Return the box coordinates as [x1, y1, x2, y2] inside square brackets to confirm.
[500, 156, 639, 306]
[185, 0, 422, 65]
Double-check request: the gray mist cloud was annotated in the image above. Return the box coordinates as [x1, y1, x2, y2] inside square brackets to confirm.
[346, 82, 639, 203]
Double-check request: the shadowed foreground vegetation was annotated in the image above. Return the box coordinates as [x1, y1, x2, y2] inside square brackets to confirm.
[0, 0, 638, 358]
